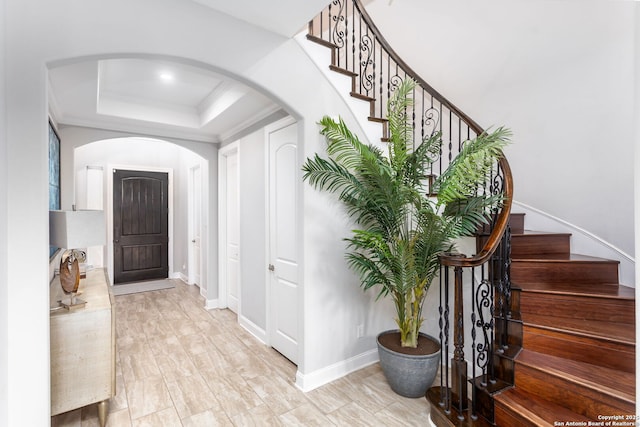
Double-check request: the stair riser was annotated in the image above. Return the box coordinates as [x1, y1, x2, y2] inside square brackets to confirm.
[509, 213, 525, 235]
[494, 405, 539, 427]
[495, 317, 523, 350]
[492, 352, 516, 385]
[511, 260, 619, 284]
[509, 287, 521, 318]
[510, 234, 570, 257]
[514, 363, 635, 418]
[524, 328, 635, 373]
[521, 293, 634, 324]
[472, 385, 495, 424]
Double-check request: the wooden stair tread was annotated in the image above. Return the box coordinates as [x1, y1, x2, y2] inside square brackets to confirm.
[517, 281, 635, 299]
[306, 34, 337, 49]
[517, 349, 635, 403]
[496, 387, 592, 425]
[523, 313, 635, 344]
[512, 253, 620, 263]
[349, 91, 375, 102]
[367, 116, 388, 123]
[512, 230, 572, 237]
[329, 64, 357, 77]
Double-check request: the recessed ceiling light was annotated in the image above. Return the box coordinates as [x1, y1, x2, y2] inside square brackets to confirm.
[159, 72, 174, 83]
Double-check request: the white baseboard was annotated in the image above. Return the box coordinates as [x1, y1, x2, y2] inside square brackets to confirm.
[239, 315, 268, 344]
[172, 272, 189, 283]
[204, 299, 218, 310]
[295, 348, 379, 392]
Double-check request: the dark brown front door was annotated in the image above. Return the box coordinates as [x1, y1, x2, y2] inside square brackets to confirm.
[113, 169, 169, 284]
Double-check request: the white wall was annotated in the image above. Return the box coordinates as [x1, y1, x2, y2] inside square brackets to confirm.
[367, 0, 636, 275]
[5, 0, 51, 423]
[0, 0, 8, 424]
[243, 41, 399, 386]
[3, 0, 389, 420]
[234, 130, 268, 332]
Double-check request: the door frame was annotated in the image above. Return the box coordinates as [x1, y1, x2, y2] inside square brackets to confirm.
[107, 164, 174, 284]
[188, 164, 203, 290]
[217, 142, 240, 311]
[264, 116, 301, 362]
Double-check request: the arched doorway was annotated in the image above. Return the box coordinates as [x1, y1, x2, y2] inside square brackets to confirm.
[73, 137, 209, 299]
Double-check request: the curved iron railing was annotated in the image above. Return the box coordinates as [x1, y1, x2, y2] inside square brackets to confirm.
[308, 1, 514, 424]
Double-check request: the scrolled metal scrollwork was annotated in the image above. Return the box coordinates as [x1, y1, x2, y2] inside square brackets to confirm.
[501, 227, 512, 319]
[389, 74, 403, 94]
[475, 278, 493, 385]
[491, 164, 505, 197]
[359, 33, 374, 94]
[423, 106, 440, 138]
[330, 0, 346, 49]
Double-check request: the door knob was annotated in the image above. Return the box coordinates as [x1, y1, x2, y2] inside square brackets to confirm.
[268, 264, 275, 271]
[192, 239, 196, 243]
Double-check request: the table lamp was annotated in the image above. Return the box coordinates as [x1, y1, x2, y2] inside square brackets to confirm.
[50, 209, 105, 309]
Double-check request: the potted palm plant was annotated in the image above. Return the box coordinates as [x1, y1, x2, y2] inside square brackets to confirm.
[302, 78, 510, 397]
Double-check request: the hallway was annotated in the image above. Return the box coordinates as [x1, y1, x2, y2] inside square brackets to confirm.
[52, 279, 431, 426]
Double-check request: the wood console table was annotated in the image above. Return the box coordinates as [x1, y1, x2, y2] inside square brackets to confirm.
[50, 268, 115, 426]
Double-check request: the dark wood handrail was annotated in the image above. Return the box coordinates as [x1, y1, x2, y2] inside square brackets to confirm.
[439, 155, 513, 267]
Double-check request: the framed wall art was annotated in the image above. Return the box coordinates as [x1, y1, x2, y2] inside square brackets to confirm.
[49, 120, 61, 258]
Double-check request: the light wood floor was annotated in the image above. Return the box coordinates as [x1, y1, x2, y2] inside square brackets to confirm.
[52, 280, 432, 426]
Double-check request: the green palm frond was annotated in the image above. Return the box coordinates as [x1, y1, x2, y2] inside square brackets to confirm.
[442, 194, 504, 238]
[319, 116, 381, 173]
[435, 127, 511, 204]
[387, 79, 415, 171]
[302, 154, 364, 207]
[402, 132, 442, 188]
[302, 77, 512, 348]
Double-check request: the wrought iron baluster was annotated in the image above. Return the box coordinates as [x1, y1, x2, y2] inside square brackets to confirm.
[443, 265, 451, 413]
[379, 48, 383, 118]
[328, 3, 332, 45]
[452, 265, 467, 419]
[471, 266, 477, 419]
[411, 85, 416, 150]
[476, 267, 493, 387]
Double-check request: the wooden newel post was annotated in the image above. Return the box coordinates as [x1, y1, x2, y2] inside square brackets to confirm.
[451, 265, 468, 415]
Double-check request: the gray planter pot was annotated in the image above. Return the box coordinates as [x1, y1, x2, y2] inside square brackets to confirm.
[377, 330, 441, 398]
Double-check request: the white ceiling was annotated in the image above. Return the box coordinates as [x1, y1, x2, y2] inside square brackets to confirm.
[48, 58, 285, 144]
[189, 0, 326, 37]
[47, 0, 331, 144]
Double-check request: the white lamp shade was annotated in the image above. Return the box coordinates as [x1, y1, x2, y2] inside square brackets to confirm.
[49, 210, 106, 249]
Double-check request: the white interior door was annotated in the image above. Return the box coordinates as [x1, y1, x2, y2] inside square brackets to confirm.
[189, 165, 203, 294]
[268, 120, 299, 364]
[225, 151, 240, 313]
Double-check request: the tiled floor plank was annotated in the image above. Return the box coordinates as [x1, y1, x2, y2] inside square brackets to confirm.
[52, 280, 432, 426]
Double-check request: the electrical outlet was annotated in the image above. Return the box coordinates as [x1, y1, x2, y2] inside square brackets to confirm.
[356, 324, 364, 338]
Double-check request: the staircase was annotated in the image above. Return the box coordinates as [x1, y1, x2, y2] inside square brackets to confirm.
[305, 1, 636, 425]
[490, 213, 636, 426]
